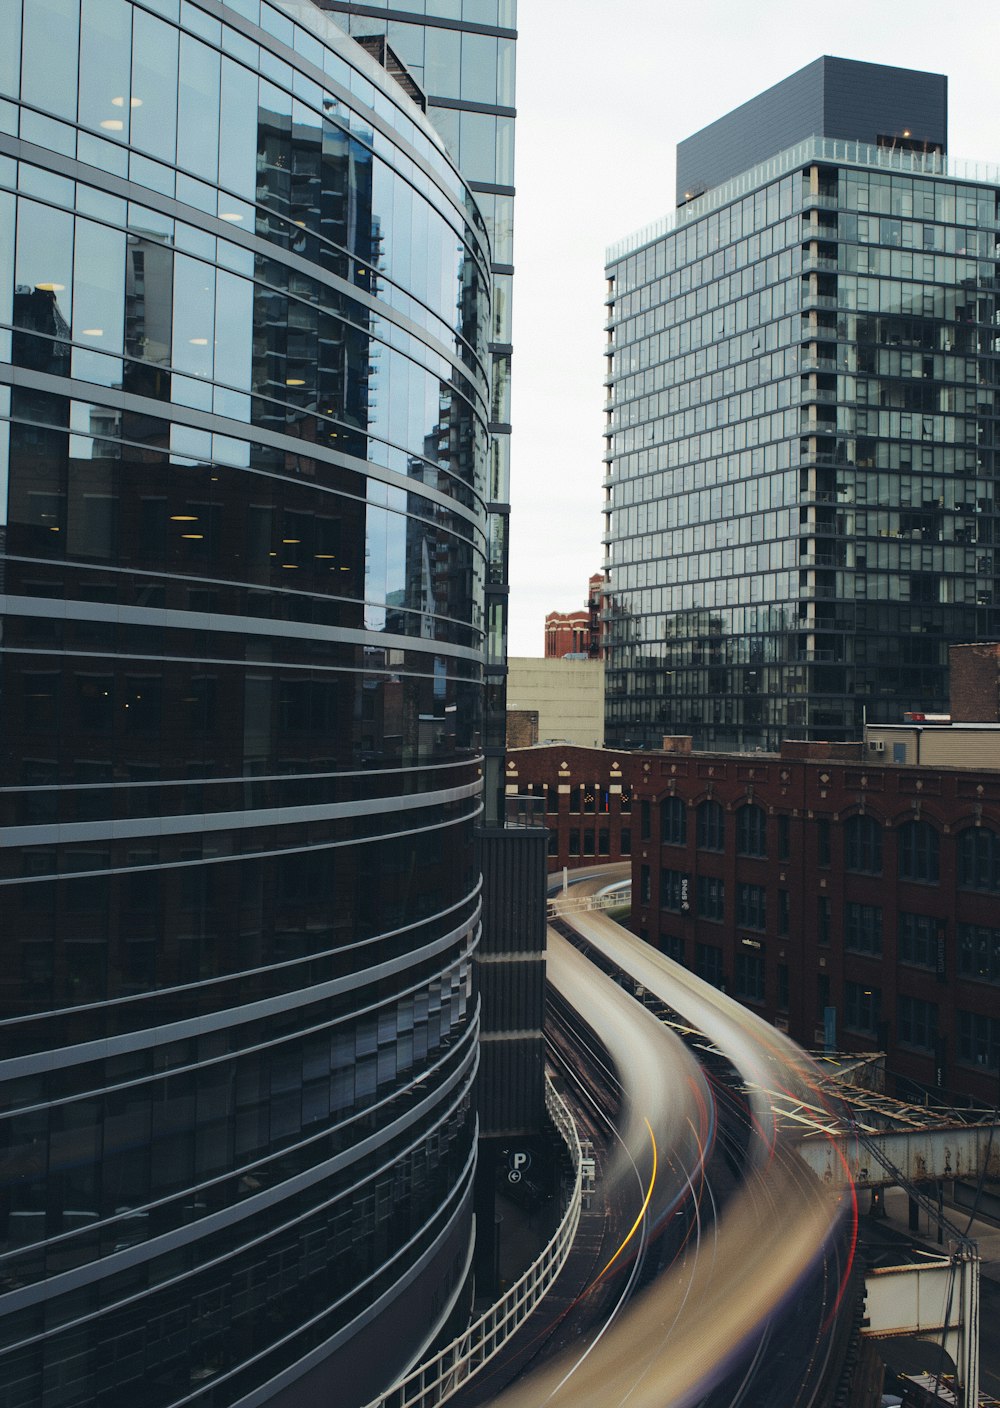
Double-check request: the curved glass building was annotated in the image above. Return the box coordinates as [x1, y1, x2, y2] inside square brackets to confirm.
[0, 2, 490, 1405]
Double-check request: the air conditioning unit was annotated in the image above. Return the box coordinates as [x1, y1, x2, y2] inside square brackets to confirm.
[869, 740, 885, 753]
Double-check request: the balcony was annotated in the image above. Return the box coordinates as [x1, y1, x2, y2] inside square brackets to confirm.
[801, 192, 840, 210]
[801, 291, 840, 311]
[801, 355, 839, 373]
[802, 254, 839, 274]
[800, 386, 838, 404]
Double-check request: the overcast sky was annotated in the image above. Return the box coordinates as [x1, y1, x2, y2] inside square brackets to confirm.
[506, 0, 1000, 656]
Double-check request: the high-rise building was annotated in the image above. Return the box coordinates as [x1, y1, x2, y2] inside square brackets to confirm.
[0, 3, 495, 1405]
[604, 58, 1000, 752]
[320, 0, 516, 819]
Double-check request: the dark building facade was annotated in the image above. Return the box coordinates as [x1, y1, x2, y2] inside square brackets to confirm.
[676, 57, 948, 203]
[604, 59, 1000, 752]
[0, 3, 494, 1405]
[510, 741, 1000, 1109]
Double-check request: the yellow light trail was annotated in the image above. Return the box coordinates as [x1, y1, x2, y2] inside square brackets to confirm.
[597, 1117, 658, 1279]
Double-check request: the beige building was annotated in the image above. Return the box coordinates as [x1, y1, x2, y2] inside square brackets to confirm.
[506, 657, 605, 748]
[864, 722, 1000, 770]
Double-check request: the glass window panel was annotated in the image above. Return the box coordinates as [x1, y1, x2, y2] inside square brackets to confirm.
[78, 0, 133, 142]
[0, 418, 9, 527]
[459, 111, 497, 185]
[214, 269, 252, 392]
[177, 33, 220, 183]
[15, 198, 74, 328]
[496, 37, 515, 108]
[73, 219, 126, 355]
[0, 0, 22, 100]
[21, 0, 79, 122]
[131, 8, 179, 163]
[0, 189, 14, 327]
[460, 32, 497, 105]
[171, 254, 215, 378]
[424, 28, 461, 98]
[218, 57, 259, 200]
[495, 114, 514, 186]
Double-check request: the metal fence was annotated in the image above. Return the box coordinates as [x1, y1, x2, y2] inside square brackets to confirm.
[363, 1076, 583, 1408]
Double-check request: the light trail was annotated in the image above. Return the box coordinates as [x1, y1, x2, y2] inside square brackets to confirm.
[596, 1117, 658, 1280]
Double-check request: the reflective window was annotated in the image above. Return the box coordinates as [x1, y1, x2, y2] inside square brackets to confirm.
[659, 795, 686, 846]
[957, 827, 1000, 892]
[844, 813, 882, 874]
[736, 803, 766, 857]
[898, 820, 939, 883]
[696, 799, 724, 850]
[20, 0, 79, 122]
[130, 9, 179, 163]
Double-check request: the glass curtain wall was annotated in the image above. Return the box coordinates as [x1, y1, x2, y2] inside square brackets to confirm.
[0, 2, 490, 1405]
[604, 142, 1000, 751]
[320, 0, 515, 817]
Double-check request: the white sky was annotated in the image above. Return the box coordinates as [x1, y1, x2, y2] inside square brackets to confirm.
[506, 0, 1000, 656]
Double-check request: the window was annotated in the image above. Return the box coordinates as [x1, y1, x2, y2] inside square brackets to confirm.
[817, 895, 831, 946]
[697, 875, 725, 922]
[817, 817, 831, 866]
[546, 785, 558, 813]
[778, 963, 789, 1011]
[958, 828, 1000, 892]
[639, 864, 651, 904]
[598, 828, 609, 856]
[897, 995, 938, 1051]
[696, 942, 723, 987]
[735, 949, 764, 1002]
[583, 785, 596, 814]
[660, 796, 687, 846]
[844, 814, 882, 874]
[899, 912, 937, 968]
[777, 813, 790, 861]
[817, 972, 830, 1022]
[844, 982, 881, 1036]
[547, 830, 558, 856]
[736, 803, 766, 857]
[661, 934, 684, 962]
[660, 868, 685, 912]
[898, 820, 939, 882]
[583, 829, 595, 855]
[737, 883, 767, 930]
[569, 786, 581, 813]
[640, 800, 651, 841]
[568, 829, 580, 857]
[958, 923, 1000, 983]
[621, 827, 631, 856]
[619, 787, 632, 814]
[697, 800, 725, 851]
[845, 902, 882, 956]
[958, 1010, 1000, 1070]
[778, 889, 789, 936]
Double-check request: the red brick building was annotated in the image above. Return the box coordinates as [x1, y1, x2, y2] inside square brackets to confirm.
[508, 739, 1000, 1107]
[543, 571, 607, 659]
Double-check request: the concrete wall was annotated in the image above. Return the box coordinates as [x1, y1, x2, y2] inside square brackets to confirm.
[506, 657, 605, 748]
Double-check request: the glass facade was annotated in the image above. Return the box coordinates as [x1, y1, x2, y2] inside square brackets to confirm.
[320, 0, 515, 817]
[0, 2, 490, 1405]
[604, 136, 1000, 751]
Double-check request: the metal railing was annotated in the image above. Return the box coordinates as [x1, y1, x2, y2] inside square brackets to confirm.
[547, 886, 632, 919]
[363, 1077, 583, 1408]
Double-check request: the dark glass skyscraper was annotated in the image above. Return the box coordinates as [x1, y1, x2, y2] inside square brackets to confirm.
[604, 59, 1000, 752]
[0, 2, 492, 1404]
